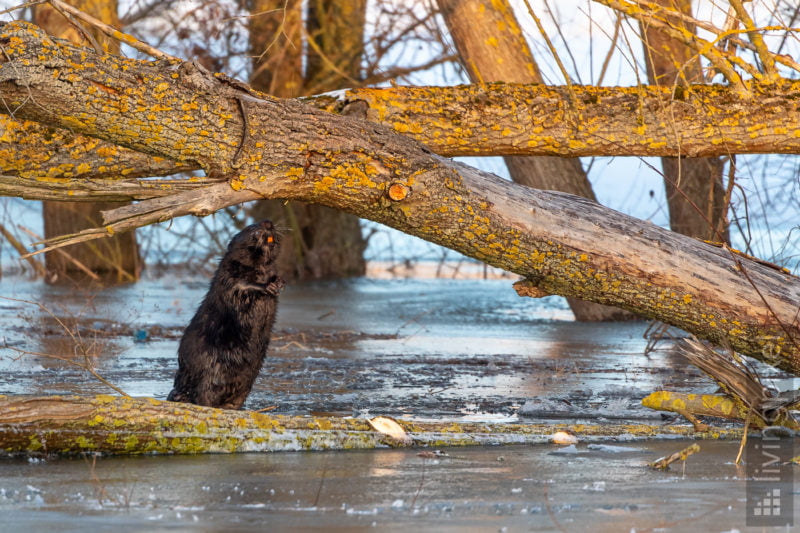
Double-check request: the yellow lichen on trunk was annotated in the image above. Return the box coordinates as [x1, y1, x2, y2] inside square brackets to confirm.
[342, 81, 800, 157]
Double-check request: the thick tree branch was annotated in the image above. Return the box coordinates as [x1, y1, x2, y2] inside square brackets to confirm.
[8, 78, 800, 198]
[0, 115, 197, 183]
[1, 21, 800, 374]
[338, 81, 800, 157]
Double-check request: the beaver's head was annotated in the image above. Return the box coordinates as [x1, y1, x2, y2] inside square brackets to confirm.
[226, 219, 281, 268]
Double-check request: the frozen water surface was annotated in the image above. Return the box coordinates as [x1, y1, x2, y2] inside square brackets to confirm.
[0, 275, 796, 530]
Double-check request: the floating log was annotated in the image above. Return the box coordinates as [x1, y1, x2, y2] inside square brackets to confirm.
[0, 395, 743, 456]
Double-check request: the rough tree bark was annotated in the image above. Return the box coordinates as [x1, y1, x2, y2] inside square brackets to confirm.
[304, 0, 367, 94]
[640, 0, 730, 242]
[6, 80, 800, 190]
[0, 22, 798, 374]
[247, 0, 367, 281]
[32, 0, 140, 284]
[338, 82, 800, 157]
[438, 0, 633, 321]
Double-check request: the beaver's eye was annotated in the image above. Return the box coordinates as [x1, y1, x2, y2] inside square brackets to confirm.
[267, 235, 274, 244]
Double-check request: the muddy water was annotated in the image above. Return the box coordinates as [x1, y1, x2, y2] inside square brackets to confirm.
[0, 275, 796, 530]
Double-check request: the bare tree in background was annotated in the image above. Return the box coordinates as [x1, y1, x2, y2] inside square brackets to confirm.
[640, 0, 729, 242]
[438, 0, 633, 320]
[247, 0, 368, 281]
[34, 0, 141, 284]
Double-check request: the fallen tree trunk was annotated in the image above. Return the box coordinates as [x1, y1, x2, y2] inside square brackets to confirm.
[0, 395, 742, 455]
[0, 21, 799, 373]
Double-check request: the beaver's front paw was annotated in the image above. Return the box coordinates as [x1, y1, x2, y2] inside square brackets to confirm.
[264, 276, 286, 296]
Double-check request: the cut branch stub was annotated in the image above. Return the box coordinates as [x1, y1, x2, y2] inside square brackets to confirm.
[388, 182, 410, 201]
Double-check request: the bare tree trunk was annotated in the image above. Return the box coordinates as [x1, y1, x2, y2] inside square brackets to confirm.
[248, 0, 303, 98]
[304, 0, 367, 94]
[437, 0, 633, 321]
[33, 0, 140, 284]
[247, 0, 366, 281]
[640, 0, 730, 242]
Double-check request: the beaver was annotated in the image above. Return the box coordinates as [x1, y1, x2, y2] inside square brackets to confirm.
[167, 220, 285, 409]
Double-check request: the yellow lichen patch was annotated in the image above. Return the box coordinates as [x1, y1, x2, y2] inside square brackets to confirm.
[285, 167, 304, 180]
[87, 414, 105, 427]
[28, 435, 43, 451]
[95, 145, 118, 159]
[702, 395, 734, 415]
[330, 162, 378, 189]
[314, 176, 336, 193]
[75, 436, 96, 450]
[94, 394, 117, 404]
[641, 390, 672, 408]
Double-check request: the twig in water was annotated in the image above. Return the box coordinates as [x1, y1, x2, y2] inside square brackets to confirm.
[0, 295, 129, 396]
[650, 443, 700, 470]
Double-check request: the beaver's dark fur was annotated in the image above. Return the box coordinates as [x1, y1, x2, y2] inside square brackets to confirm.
[167, 220, 285, 409]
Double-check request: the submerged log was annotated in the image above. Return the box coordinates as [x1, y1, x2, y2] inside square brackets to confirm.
[0, 395, 742, 456]
[642, 390, 800, 430]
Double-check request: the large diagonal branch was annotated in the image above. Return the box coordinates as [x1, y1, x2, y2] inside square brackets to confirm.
[1, 21, 799, 373]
